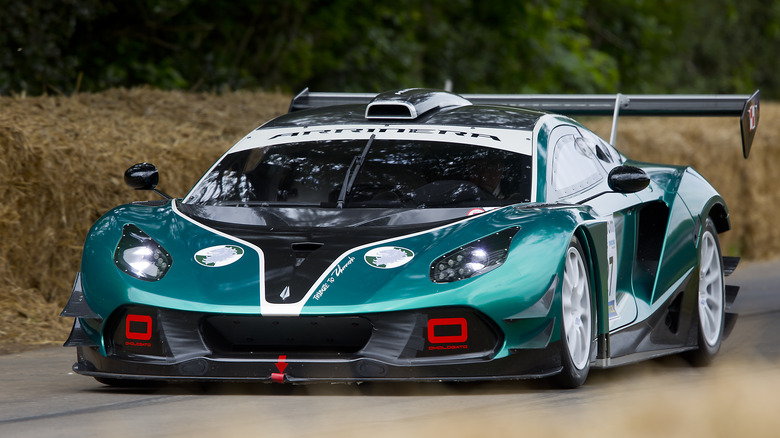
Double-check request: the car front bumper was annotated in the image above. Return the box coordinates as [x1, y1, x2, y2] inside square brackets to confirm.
[69, 304, 563, 383]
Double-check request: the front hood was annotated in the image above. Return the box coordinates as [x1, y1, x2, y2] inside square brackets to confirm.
[177, 203, 483, 305]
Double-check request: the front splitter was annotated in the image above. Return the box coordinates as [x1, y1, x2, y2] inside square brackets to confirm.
[74, 344, 563, 383]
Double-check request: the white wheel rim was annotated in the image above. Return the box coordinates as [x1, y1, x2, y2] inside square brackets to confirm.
[698, 231, 723, 347]
[562, 246, 591, 370]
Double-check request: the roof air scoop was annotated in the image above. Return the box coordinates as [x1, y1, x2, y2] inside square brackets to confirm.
[365, 88, 472, 120]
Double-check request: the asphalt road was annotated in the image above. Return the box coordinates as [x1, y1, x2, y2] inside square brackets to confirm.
[2, 258, 779, 438]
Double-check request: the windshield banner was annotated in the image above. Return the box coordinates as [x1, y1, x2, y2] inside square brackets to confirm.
[235, 124, 533, 156]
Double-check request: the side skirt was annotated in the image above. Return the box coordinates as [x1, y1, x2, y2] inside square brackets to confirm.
[593, 346, 696, 369]
[601, 269, 697, 363]
[596, 255, 741, 368]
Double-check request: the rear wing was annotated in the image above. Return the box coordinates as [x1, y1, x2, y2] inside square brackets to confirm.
[290, 89, 760, 158]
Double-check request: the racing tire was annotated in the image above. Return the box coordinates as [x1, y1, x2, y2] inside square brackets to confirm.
[686, 218, 725, 366]
[554, 236, 595, 389]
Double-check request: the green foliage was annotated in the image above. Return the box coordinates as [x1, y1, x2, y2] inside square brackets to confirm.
[582, 0, 779, 95]
[0, 0, 776, 96]
[0, 0, 98, 95]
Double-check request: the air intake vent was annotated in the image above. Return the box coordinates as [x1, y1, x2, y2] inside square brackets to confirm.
[366, 102, 416, 119]
[365, 89, 471, 120]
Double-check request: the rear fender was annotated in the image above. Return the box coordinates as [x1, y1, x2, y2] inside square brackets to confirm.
[676, 168, 730, 234]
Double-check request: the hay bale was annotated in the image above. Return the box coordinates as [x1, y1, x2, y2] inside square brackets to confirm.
[0, 88, 289, 350]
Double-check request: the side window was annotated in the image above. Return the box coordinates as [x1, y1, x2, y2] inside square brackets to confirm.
[579, 129, 623, 165]
[551, 134, 603, 198]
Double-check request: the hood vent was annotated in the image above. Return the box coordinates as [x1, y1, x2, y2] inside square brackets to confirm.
[365, 88, 471, 120]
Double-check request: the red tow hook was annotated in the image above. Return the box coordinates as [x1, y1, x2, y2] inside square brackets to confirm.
[271, 372, 286, 383]
[272, 355, 288, 383]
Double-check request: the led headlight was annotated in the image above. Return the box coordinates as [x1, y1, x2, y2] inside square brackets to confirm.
[114, 224, 172, 281]
[430, 227, 519, 283]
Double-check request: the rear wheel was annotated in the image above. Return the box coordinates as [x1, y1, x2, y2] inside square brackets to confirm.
[555, 236, 594, 389]
[687, 218, 725, 366]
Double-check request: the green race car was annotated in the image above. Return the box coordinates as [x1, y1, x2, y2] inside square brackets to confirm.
[62, 88, 759, 388]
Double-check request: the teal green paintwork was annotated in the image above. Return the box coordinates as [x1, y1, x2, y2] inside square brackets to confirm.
[677, 168, 730, 230]
[286, 205, 596, 359]
[81, 203, 264, 316]
[79, 199, 609, 359]
[608, 159, 728, 331]
[579, 220, 611, 336]
[301, 208, 566, 310]
[534, 123, 551, 201]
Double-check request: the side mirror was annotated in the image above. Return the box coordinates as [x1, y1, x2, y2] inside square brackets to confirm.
[124, 163, 159, 190]
[124, 163, 171, 199]
[608, 165, 650, 194]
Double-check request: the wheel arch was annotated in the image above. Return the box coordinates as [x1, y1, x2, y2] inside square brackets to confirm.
[706, 201, 730, 234]
[677, 167, 731, 235]
[554, 226, 599, 388]
[572, 224, 608, 357]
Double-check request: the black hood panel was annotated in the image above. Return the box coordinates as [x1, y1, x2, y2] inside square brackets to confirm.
[178, 204, 472, 303]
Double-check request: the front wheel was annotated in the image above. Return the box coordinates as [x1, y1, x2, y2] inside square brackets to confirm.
[555, 236, 594, 389]
[686, 218, 725, 366]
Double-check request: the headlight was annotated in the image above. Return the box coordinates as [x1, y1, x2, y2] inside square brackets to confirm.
[114, 224, 173, 281]
[430, 227, 519, 283]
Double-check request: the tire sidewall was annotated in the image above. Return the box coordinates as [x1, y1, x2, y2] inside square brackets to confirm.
[694, 218, 725, 362]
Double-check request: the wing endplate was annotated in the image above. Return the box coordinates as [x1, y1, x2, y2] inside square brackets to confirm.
[739, 90, 760, 158]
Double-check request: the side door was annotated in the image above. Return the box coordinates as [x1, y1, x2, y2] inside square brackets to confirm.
[546, 125, 641, 332]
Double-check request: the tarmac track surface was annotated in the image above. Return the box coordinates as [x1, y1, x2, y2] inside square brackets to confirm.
[2, 259, 779, 438]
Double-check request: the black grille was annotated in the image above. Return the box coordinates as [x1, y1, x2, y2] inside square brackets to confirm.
[201, 315, 373, 356]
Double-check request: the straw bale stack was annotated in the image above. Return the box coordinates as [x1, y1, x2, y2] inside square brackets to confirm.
[0, 88, 289, 351]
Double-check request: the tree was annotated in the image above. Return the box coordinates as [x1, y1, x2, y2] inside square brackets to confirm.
[0, 0, 774, 97]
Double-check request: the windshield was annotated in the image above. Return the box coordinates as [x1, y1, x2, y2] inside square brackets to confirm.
[185, 139, 533, 208]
